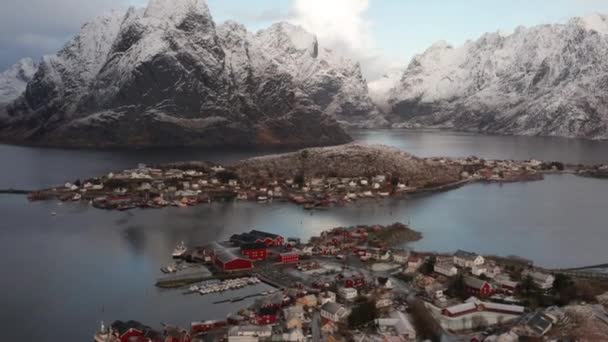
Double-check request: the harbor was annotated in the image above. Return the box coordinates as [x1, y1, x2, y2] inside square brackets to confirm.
[94, 223, 608, 342]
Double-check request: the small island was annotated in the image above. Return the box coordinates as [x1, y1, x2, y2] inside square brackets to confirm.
[25, 144, 607, 211]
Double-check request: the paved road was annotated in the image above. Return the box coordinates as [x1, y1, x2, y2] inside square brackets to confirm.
[312, 311, 321, 342]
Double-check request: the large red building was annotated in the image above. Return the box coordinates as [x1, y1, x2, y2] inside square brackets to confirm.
[203, 242, 254, 272]
[278, 252, 299, 264]
[213, 249, 253, 272]
[240, 243, 268, 260]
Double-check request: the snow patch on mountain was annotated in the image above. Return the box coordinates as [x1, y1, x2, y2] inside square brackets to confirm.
[144, 0, 209, 24]
[387, 15, 608, 139]
[572, 13, 608, 35]
[0, 58, 37, 104]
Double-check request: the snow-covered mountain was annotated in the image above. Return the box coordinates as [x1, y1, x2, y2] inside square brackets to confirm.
[0, 0, 380, 147]
[0, 58, 37, 105]
[387, 13, 608, 139]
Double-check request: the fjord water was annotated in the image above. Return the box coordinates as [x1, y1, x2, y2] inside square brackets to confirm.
[2, 129, 608, 341]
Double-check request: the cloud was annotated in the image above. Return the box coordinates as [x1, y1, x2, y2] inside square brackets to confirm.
[226, 7, 291, 24]
[0, 0, 130, 69]
[289, 0, 394, 81]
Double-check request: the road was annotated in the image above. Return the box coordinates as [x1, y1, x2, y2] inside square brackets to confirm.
[312, 311, 321, 342]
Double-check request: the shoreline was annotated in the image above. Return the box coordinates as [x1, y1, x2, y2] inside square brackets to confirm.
[22, 149, 606, 211]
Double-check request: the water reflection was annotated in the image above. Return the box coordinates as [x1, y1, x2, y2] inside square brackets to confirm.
[350, 129, 608, 164]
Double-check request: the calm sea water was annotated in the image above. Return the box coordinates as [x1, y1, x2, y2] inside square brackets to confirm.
[1, 129, 608, 341]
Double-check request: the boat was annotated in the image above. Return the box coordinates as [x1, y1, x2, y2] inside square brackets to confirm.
[172, 241, 187, 258]
[191, 320, 226, 334]
[93, 321, 111, 342]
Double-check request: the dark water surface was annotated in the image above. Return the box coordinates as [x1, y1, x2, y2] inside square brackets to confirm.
[351, 129, 608, 164]
[1, 129, 608, 341]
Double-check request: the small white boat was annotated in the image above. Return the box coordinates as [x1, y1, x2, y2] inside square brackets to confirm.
[172, 241, 187, 258]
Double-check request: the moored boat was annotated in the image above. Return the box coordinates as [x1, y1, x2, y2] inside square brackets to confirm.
[172, 241, 187, 258]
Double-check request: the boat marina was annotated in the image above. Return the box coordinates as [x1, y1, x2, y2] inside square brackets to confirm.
[182, 277, 262, 295]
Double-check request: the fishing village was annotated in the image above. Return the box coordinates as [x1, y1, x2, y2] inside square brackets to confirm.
[94, 222, 608, 342]
[22, 144, 608, 213]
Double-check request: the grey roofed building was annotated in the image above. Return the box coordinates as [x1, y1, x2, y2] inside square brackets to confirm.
[320, 301, 348, 322]
[214, 248, 242, 263]
[454, 250, 477, 260]
[321, 301, 344, 315]
[464, 276, 489, 290]
[525, 312, 553, 336]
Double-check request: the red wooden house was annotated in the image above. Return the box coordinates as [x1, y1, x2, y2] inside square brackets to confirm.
[111, 321, 164, 342]
[278, 252, 299, 264]
[337, 272, 366, 288]
[213, 249, 253, 272]
[464, 276, 494, 297]
[240, 243, 268, 260]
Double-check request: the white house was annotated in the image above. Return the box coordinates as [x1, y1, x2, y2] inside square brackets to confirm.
[392, 250, 410, 264]
[434, 259, 458, 277]
[280, 328, 306, 342]
[471, 264, 488, 277]
[453, 250, 485, 268]
[523, 270, 555, 290]
[375, 310, 417, 340]
[338, 287, 358, 302]
[406, 256, 424, 273]
[375, 298, 393, 309]
[318, 291, 336, 305]
[320, 302, 348, 322]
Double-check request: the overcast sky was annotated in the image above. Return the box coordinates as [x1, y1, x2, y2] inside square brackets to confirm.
[3, 0, 608, 80]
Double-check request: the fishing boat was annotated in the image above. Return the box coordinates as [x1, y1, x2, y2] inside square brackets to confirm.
[172, 241, 187, 258]
[191, 320, 226, 334]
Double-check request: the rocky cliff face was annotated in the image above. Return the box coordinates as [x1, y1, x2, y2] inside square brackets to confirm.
[0, 0, 378, 147]
[0, 58, 37, 105]
[387, 14, 608, 139]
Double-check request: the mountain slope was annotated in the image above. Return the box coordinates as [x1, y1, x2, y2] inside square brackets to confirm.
[0, 58, 37, 105]
[0, 0, 371, 147]
[387, 14, 608, 139]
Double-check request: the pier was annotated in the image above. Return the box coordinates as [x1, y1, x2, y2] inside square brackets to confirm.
[0, 189, 32, 195]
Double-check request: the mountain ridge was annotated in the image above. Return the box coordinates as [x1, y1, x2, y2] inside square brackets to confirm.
[385, 13, 608, 139]
[0, 0, 379, 147]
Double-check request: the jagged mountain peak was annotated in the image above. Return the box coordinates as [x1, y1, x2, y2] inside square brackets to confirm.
[570, 13, 608, 34]
[0, 58, 38, 104]
[5, 58, 36, 81]
[256, 22, 319, 59]
[144, 0, 210, 23]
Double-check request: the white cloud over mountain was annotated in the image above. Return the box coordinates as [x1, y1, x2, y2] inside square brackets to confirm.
[289, 0, 395, 81]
